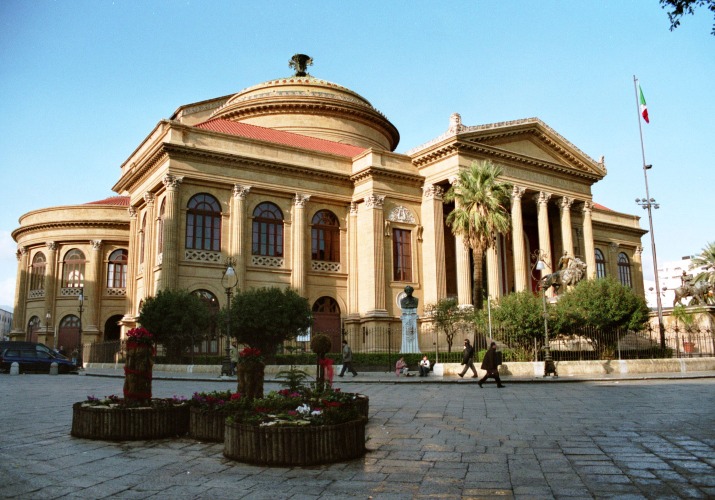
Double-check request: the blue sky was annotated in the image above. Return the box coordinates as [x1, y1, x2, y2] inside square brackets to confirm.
[0, 0, 713, 308]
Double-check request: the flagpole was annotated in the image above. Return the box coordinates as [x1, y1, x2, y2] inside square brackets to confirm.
[633, 75, 665, 350]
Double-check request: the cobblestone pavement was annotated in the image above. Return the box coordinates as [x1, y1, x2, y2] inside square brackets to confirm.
[0, 374, 713, 499]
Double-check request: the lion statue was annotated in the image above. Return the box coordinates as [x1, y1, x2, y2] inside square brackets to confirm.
[540, 257, 587, 294]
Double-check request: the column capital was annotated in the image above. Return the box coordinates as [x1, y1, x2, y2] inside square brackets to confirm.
[90, 240, 103, 251]
[422, 184, 444, 200]
[349, 202, 358, 215]
[609, 242, 620, 253]
[559, 196, 574, 211]
[635, 245, 644, 256]
[511, 186, 526, 201]
[365, 194, 385, 209]
[162, 174, 183, 190]
[45, 241, 57, 252]
[144, 192, 155, 205]
[128, 206, 137, 219]
[16, 246, 27, 260]
[581, 200, 593, 213]
[537, 191, 552, 205]
[233, 184, 252, 199]
[293, 194, 311, 208]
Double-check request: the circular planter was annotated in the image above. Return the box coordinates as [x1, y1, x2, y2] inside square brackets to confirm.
[353, 394, 369, 418]
[189, 407, 234, 442]
[71, 401, 189, 441]
[223, 418, 367, 465]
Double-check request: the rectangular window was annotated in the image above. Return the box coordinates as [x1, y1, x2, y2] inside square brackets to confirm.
[392, 228, 412, 282]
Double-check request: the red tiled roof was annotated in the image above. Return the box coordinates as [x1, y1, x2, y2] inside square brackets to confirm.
[195, 118, 366, 158]
[593, 203, 611, 211]
[84, 196, 130, 207]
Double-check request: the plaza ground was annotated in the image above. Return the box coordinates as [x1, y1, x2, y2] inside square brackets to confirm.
[0, 371, 713, 499]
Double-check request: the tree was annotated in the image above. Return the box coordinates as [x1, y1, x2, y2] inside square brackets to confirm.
[229, 287, 311, 361]
[553, 278, 650, 334]
[690, 241, 715, 286]
[138, 289, 212, 362]
[444, 160, 512, 310]
[425, 297, 463, 353]
[491, 291, 545, 351]
[660, 0, 715, 35]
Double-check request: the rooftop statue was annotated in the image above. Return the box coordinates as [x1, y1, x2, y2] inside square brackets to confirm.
[289, 54, 313, 77]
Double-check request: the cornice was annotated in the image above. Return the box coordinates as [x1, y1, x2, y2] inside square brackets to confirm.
[113, 148, 169, 194]
[12, 220, 129, 242]
[591, 219, 648, 237]
[350, 165, 424, 188]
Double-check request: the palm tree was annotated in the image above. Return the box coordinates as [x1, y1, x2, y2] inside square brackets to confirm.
[690, 241, 715, 298]
[444, 160, 512, 310]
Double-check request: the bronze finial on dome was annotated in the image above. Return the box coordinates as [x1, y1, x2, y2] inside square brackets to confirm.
[289, 54, 313, 77]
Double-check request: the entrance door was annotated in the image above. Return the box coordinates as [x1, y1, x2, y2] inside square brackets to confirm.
[58, 315, 80, 355]
[312, 297, 341, 353]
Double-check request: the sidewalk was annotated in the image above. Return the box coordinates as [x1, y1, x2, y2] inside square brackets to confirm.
[82, 365, 715, 384]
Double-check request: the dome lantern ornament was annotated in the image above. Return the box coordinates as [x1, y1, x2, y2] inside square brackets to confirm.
[289, 54, 313, 77]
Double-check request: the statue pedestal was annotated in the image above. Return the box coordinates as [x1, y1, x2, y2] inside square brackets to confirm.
[400, 308, 420, 353]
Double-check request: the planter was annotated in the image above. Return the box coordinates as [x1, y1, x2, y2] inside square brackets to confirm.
[189, 407, 233, 442]
[683, 341, 695, 354]
[236, 362, 265, 400]
[354, 394, 369, 418]
[223, 418, 367, 465]
[71, 401, 189, 440]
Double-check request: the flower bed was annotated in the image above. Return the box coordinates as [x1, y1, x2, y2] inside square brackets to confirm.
[188, 390, 246, 442]
[71, 398, 189, 441]
[223, 417, 367, 465]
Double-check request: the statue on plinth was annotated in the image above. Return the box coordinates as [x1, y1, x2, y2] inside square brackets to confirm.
[399, 286, 420, 353]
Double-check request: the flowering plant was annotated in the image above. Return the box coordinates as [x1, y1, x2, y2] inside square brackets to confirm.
[126, 327, 154, 349]
[237, 347, 264, 365]
[189, 390, 248, 412]
[80, 394, 187, 409]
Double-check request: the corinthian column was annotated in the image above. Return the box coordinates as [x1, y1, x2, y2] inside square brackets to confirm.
[124, 207, 138, 321]
[42, 242, 57, 324]
[291, 194, 311, 295]
[421, 184, 446, 305]
[486, 241, 501, 301]
[582, 201, 596, 279]
[143, 193, 156, 296]
[231, 184, 251, 292]
[559, 196, 574, 260]
[160, 174, 183, 291]
[10, 247, 29, 338]
[359, 195, 387, 316]
[83, 239, 102, 339]
[536, 192, 553, 276]
[511, 186, 527, 292]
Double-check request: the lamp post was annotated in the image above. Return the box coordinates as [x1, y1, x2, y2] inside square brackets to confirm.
[531, 249, 557, 377]
[77, 289, 84, 369]
[636, 193, 665, 350]
[221, 259, 238, 377]
[46, 312, 53, 349]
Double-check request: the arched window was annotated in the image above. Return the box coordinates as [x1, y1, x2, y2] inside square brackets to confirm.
[617, 252, 632, 287]
[186, 193, 222, 251]
[27, 316, 41, 343]
[252, 202, 284, 257]
[107, 249, 128, 288]
[140, 214, 147, 265]
[30, 252, 46, 291]
[311, 210, 340, 262]
[193, 289, 220, 354]
[62, 249, 85, 288]
[595, 248, 606, 278]
[157, 198, 165, 255]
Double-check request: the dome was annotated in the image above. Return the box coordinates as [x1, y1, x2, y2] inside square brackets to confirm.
[210, 71, 399, 151]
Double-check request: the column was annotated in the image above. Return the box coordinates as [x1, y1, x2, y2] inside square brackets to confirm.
[559, 196, 574, 260]
[160, 174, 182, 291]
[582, 201, 596, 279]
[486, 243, 501, 301]
[536, 192, 553, 276]
[81, 240, 102, 342]
[421, 184, 446, 305]
[42, 242, 57, 324]
[10, 247, 28, 338]
[358, 195, 387, 316]
[347, 203, 359, 316]
[511, 186, 527, 292]
[291, 194, 311, 295]
[632, 246, 645, 296]
[123, 207, 138, 323]
[143, 193, 156, 297]
[231, 184, 251, 292]
[609, 243, 620, 278]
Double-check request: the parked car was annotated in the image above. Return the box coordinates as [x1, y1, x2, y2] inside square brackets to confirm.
[0, 344, 78, 374]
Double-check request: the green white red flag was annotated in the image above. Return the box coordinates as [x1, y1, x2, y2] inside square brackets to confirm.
[639, 85, 649, 123]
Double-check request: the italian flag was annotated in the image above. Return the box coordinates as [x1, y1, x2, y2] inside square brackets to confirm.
[639, 85, 649, 123]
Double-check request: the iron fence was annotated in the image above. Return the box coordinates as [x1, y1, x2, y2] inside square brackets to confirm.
[83, 324, 714, 365]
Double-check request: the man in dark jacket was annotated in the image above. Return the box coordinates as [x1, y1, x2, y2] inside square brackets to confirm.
[458, 339, 478, 378]
[478, 342, 504, 388]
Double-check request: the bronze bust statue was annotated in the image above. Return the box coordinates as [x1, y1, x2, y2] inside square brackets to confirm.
[400, 285, 418, 309]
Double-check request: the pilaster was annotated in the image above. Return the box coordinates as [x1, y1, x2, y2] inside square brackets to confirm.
[511, 186, 527, 292]
[582, 201, 596, 279]
[420, 184, 446, 305]
[160, 174, 183, 291]
[232, 184, 251, 292]
[291, 193, 311, 295]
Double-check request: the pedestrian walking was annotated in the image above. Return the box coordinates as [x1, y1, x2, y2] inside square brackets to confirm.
[458, 339, 478, 378]
[338, 339, 358, 377]
[478, 341, 504, 388]
[229, 341, 238, 376]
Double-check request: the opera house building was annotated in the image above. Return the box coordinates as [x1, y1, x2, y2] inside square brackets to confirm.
[10, 56, 646, 354]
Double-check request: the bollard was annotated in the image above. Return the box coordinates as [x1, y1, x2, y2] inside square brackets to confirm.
[50, 362, 59, 375]
[10, 362, 19, 375]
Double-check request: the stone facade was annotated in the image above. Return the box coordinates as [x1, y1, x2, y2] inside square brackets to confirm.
[10, 62, 646, 350]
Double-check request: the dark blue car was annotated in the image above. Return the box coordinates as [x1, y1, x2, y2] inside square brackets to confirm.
[0, 343, 78, 374]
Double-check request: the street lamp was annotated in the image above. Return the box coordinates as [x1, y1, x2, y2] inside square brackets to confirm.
[77, 289, 84, 369]
[636, 194, 665, 350]
[531, 249, 557, 377]
[46, 312, 53, 349]
[221, 258, 238, 377]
